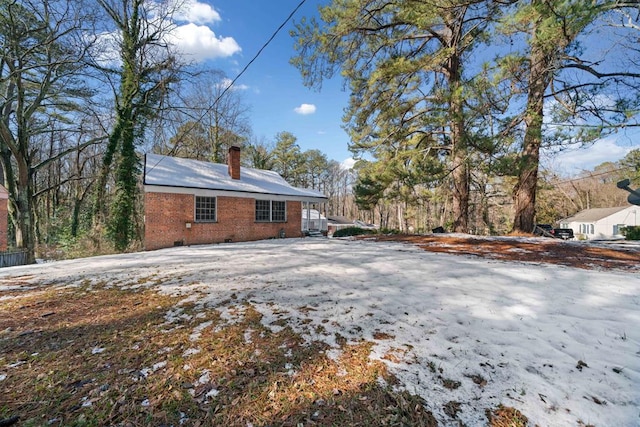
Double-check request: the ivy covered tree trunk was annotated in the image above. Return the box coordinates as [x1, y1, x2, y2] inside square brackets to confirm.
[104, 71, 138, 250]
[93, 0, 178, 251]
[107, 115, 139, 249]
[2, 148, 37, 263]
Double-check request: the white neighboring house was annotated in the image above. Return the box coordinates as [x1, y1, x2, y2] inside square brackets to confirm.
[326, 216, 379, 236]
[560, 205, 639, 240]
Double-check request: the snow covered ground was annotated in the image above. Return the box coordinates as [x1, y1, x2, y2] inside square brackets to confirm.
[1, 238, 639, 426]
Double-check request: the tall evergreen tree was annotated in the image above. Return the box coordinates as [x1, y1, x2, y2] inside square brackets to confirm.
[619, 148, 640, 186]
[502, 1, 640, 232]
[292, 0, 502, 232]
[242, 137, 275, 170]
[272, 131, 305, 185]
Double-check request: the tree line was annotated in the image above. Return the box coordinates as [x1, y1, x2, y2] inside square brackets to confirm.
[292, 0, 640, 234]
[0, 0, 361, 262]
[2, 0, 640, 263]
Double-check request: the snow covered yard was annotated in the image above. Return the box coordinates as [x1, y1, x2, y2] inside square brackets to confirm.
[1, 238, 639, 426]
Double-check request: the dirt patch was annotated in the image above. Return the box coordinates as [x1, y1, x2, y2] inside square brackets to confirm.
[367, 234, 640, 271]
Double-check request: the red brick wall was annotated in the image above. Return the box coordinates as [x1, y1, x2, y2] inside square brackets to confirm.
[0, 196, 7, 251]
[228, 146, 241, 180]
[144, 192, 303, 250]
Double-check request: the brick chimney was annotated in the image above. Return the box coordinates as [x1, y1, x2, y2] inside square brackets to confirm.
[228, 145, 241, 180]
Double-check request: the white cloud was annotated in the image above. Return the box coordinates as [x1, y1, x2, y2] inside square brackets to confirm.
[90, 31, 121, 66]
[91, 1, 240, 65]
[169, 23, 241, 61]
[216, 77, 249, 91]
[543, 137, 633, 174]
[340, 158, 356, 170]
[174, 0, 221, 24]
[294, 104, 316, 115]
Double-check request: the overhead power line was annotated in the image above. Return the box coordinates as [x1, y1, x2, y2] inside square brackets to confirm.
[216, 0, 308, 105]
[146, 0, 308, 174]
[545, 166, 631, 185]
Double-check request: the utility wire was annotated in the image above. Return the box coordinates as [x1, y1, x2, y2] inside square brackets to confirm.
[545, 165, 631, 185]
[217, 0, 307, 108]
[146, 0, 308, 174]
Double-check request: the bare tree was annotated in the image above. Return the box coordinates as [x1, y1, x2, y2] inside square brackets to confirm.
[0, 0, 97, 262]
[92, 0, 181, 250]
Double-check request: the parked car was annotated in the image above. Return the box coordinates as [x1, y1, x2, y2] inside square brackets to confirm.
[534, 224, 574, 240]
[550, 228, 575, 240]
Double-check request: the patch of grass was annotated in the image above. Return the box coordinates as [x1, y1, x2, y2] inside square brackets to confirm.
[372, 331, 395, 340]
[443, 400, 461, 418]
[0, 282, 438, 426]
[465, 373, 487, 387]
[486, 404, 529, 427]
[440, 377, 461, 390]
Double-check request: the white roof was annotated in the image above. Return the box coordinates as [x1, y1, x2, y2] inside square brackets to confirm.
[144, 154, 327, 202]
[562, 206, 632, 223]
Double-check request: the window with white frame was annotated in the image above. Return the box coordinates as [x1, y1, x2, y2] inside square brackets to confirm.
[272, 201, 286, 222]
[195, 196, 216, 222]
[613, 224, 625, 235]
[255, 200, 286, 222]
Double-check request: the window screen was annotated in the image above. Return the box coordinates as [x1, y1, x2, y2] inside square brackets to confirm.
[272, 201, 286, 222]
[195, 196, 216, 222]
[255, 200, 271, 221]
[255, 200, 286, 222]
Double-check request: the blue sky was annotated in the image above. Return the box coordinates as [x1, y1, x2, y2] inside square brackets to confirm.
[168, 0, 354, 165]
[166, 0, 639, 173]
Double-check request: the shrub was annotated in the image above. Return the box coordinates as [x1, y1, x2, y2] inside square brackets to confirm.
[332, 227, 377, 237]
[380, 228, 400, 235]
[622, 226, 640, 240]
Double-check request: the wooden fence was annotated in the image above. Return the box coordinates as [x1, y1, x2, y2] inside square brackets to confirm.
[0, 250, 29, 268]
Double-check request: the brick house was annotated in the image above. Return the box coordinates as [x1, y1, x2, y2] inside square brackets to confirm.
[0, 185, 7, 251]
[143, 147, 327, 250]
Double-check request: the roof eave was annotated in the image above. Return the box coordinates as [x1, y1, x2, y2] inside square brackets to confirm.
[144, 183, 327, 202]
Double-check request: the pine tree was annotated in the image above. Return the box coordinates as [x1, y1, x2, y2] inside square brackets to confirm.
[292, 0, 503, 232]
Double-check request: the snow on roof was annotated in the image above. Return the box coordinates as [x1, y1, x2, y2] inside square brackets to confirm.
[301, 209, 326, 220]
[144, 153, 327, 202]
[327, 215, 354, 225]
[562, 206, 632, 222]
